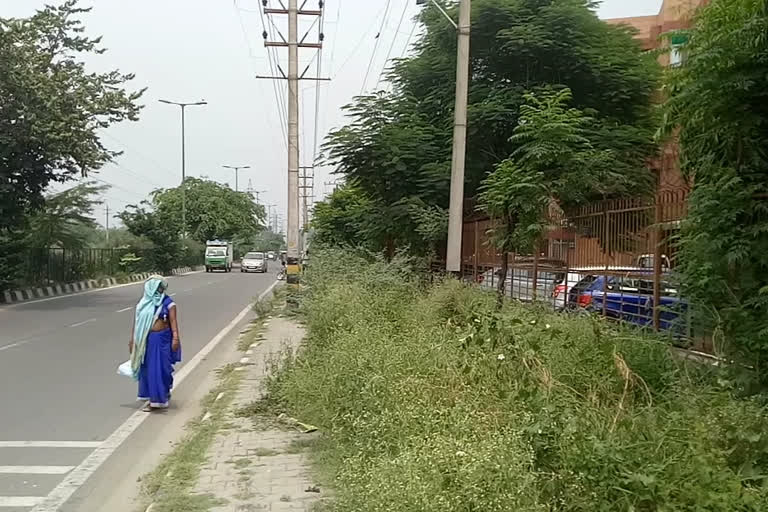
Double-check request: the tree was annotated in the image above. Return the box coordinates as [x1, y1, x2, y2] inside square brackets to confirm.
[311, 186, 382, 249]
[479, 88, 630, 300]
[321, 0, 659, 254]
[148, 177, 266, 244]
[118, 201, 184, 274]
[24, 182, 107, 249]
[119, 178, 267, 270]
[661, 0, 768, 378]
[0, 0, 143, 289]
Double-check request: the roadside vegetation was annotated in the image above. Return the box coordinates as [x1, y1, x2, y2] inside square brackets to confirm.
[268, 249, 768, 511]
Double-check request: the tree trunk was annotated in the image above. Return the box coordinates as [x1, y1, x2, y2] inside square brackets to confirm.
[385, 237, 395, 261]
[496, 251, 509, 309]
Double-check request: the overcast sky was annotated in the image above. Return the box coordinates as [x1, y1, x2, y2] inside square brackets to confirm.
[4, 0, 663, 229]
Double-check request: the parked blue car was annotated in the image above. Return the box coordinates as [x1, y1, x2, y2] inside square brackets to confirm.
[567, 272, 689, 335]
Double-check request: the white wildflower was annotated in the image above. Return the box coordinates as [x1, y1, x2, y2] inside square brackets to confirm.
[529, 319, 537, 325]
[455, 450, 467, 457]
[545, 323, 551, 329]
[497, 354, 506, 361]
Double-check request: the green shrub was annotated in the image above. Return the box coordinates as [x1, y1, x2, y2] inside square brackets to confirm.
[270, 250, 768, 511]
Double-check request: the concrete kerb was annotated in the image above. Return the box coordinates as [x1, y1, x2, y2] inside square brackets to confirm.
[0, 266, 203, 305]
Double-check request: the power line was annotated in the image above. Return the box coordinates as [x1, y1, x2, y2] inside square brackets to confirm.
[360, 0, 393, 95]
[375, 0, 410, 90]
[101, 132, 175, 187]
[313, 1, 325, 165]
[332, 3, 387, 80]
[258, 1, 290, 149]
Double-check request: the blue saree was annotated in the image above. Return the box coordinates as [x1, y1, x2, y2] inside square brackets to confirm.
[137, 295, 182, 408]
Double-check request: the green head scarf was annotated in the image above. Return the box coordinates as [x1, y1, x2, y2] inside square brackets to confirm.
[130, 276, 169, 380]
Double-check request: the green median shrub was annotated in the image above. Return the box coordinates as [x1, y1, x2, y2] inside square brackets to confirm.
[269, 248, 768, 511]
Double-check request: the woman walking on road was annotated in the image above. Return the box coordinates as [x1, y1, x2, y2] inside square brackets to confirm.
[128, 276, 181, 412]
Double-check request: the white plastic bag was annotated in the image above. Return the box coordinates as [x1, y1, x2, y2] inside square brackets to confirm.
[117, 360, 133, 378]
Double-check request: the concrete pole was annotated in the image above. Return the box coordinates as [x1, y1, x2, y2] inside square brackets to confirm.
[445, 0, 471, 272]
[181, 105, 186, 236]
[286, 0, 300, 262]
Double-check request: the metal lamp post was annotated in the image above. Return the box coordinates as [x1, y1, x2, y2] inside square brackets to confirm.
[159, 99, 207, 235]
[222, 165, 251, 192]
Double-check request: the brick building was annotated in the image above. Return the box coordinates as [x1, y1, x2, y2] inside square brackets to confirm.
[605, 0, 709, 193]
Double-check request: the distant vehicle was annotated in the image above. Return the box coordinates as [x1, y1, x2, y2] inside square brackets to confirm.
[205, 240, 233, 272]
[241, 251, 268, 273]
[267, 251, 276, 261]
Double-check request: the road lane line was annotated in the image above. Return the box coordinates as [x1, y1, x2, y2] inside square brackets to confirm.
[0, 466, 74, 474]
[116, 307, 132, 313]
[0, 497, 43, 507]
[68, 319, 96, 328]
[30, 280, 280, 512]
[0, 341, 31, 353]
[0, 441, 101, 449]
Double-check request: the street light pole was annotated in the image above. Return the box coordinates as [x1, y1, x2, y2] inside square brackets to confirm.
[417, 0, 471, 273]
[159, 99, 207, 236]
[222, 165, 251, 192]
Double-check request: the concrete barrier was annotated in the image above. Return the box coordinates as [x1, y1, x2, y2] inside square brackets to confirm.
[0, 266, 203, 305]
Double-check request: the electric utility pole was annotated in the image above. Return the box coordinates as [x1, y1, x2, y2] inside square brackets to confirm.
[259, 0, 327, 278]
[105, 204, 110, 245]
[299, 165, 315, 244]
[417, 0, 471, 272]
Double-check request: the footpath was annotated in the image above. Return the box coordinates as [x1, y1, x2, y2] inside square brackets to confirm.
[142, 313, 324, 512]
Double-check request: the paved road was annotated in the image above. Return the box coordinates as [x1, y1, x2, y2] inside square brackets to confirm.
[0, 269, 276, 510]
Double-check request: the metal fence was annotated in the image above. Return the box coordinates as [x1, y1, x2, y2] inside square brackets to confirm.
[442, 189, 707, 349]
[19, 247, 203, 288]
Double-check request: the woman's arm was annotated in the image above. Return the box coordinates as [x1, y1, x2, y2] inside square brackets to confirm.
[169, 305, 180, 352]
[129, 308, 135, 354]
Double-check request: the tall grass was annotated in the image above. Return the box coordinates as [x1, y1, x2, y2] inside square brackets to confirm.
[270, 248, 768, 511]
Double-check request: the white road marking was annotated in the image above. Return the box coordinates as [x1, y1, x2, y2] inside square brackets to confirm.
[0, 341, 30, 353]
[30, 280, 280, 512]
[0, 497, 43, 507]
[0, 441, 101, 449]
[68, 319, 96, 328]
[0, 466, 74, 475]
[116, 307, 132, 313]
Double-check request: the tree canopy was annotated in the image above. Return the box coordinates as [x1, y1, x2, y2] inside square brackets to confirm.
[0, 0, 143, 231]
[0, 0, 142, 290]
[661, 0, 768, 375]
[319, 0, 660, 255]
[119, 178, 267, 268]
[24, 182, 107, 250]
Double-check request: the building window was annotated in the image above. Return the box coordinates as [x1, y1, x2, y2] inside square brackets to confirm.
[670, 44, 683, 67]
[668, 33, 688, 68]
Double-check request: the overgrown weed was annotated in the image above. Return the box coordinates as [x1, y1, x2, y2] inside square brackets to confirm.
[268, 248, 768, 511]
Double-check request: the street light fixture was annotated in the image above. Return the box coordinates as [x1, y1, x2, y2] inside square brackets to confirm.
[253, 190, 267, 203]
[222, 165, 251, 192]
[159, 99, 208, 235]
